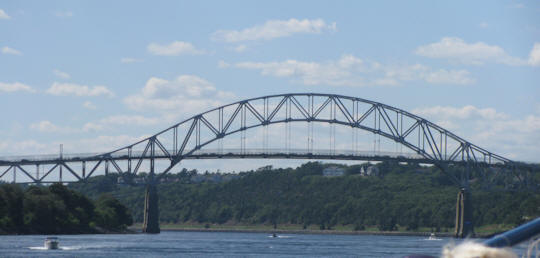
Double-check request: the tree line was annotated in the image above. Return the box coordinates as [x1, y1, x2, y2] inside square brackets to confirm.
[69, 161, 540, 232]
[0, 183, 133, 234]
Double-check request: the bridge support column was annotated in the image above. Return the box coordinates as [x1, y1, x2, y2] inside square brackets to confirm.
[454, 187, 474, 238]
[142, 183, 160, 233]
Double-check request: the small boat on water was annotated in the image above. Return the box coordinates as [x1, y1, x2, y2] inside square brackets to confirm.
[426, 233, 441, 241]
[44, 237, 59, 250]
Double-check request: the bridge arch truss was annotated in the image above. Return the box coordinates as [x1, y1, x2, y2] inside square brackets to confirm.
[0, 93, 518, 184]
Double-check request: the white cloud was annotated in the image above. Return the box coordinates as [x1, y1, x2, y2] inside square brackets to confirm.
[83, 101, 97, 110]
[1, 46, 21, 55]
[0, 141, 7, 152]
[0, 135, 148, 156]
[30, 121, 59, 133]
[528, 43, 540, 66]
[218, 60, 230, 68]
[101, 115, 161, 126]
[423, 69, 475, 85]
[82, 122, 103, 132]
[147, 41, 204, 56]
[232, 45, 247, 52]
[31, 114, 164, 134]
[235, 59, 356, 86]
[121, 57, 143, 63]
[124, 75, 236, 113]
[0, 9, 10, 19]
[0, 82, 35, 93]
[412, 105, 540, 162]
[231, 55, 474, 86]
[46, 82, 114, 97]
[30, 121, 75, 134]
[412, 105, 508, 120]
[0, 140, 49, 155]
[478, 22, 489, 28]
[53, 69, 70, 79]
[0, 134, 155, 157]
[74, 135, 149, 153]
[384, 64, 475, 85]
[372, 78, 398, 86]
[81, 113, 178, 133]
[98, 115, 161, 127]
[212, 18, 336, 42]
[54, 11, 73, 17]
[415, 37, 525, 65]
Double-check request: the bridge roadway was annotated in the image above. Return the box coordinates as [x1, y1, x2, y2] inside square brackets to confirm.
[1, 148, 526, 171]
[0, 148, 434, 166]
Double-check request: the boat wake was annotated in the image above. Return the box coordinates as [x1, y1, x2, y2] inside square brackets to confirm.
[28, 246, 48, 250]
[267, 235, 292, 238]
[28, 245, 106, 251]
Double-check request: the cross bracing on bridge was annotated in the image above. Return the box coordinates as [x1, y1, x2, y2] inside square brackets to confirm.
[0, 93, 529, 185]
[1, 149, 427, 164]
[0, 150, 418, 183]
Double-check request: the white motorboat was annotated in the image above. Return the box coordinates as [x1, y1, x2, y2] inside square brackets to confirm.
[44, 237, 59, 250]
[427, 233, 441, 240]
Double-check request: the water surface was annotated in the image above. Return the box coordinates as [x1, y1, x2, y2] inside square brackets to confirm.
[0, 231, 531, 257]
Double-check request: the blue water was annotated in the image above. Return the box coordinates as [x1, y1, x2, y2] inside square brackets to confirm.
[0, 231, 531, 257]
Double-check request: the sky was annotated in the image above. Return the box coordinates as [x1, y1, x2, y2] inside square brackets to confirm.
[0, 1, 539, 174]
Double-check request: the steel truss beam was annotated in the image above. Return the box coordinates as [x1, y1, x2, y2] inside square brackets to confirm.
[0, 93, 532, 184]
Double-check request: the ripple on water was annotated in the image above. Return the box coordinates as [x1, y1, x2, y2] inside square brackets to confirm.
[0, 232, 530, 258]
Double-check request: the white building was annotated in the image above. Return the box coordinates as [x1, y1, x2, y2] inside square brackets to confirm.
[365, 166, 379, 176]
[323, 166, 345, 177]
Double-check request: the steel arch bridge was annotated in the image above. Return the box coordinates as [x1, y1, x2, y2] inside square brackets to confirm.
[2, 93, 536, 236]
[0, 93, 525, 185]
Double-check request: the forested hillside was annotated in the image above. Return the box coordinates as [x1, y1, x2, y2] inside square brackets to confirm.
[69, 161, 540, 232]
[0, 183, 133, 234]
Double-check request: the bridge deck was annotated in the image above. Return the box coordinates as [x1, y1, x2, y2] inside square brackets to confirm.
[0, 148, 508, 166]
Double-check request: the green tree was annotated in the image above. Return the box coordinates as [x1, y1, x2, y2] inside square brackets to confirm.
[93, 194, 133, 230]
[0, 184, 24, 233]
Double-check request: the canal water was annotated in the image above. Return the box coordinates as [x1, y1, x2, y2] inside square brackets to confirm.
[0, 231, 532, 257]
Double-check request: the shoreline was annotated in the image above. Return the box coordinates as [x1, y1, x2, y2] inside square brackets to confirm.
[0, 228, 136, 236]
[154, 227, 495, 238]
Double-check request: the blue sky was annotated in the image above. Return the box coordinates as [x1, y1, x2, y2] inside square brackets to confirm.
[0, 1, 539, 172]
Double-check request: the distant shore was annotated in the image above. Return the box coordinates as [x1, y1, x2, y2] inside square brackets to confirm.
[0, 227, 136, 236]
[130, 223, 501, 238]
[160, 227, 456, 237]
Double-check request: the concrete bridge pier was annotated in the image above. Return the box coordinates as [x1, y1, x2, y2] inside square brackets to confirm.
[142, 183, 160, 233]
[454, 187, 474, 238]
[143, 143, 160, 234]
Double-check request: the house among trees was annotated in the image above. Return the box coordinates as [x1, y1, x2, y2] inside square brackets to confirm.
[322, 166, 345, 177]
[190, 173, 240, 183]
[364, 166, 379, 176]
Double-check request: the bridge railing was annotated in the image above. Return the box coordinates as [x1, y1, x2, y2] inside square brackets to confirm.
[0, 149, 426, 162]
[1, 148, 521, 167]
[0, 152, 103, 162]
[187, 148, 426, 159]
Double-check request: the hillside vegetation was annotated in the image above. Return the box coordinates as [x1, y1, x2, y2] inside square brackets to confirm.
[0, 183, 133, 234]
[69, 161, 540, 232]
